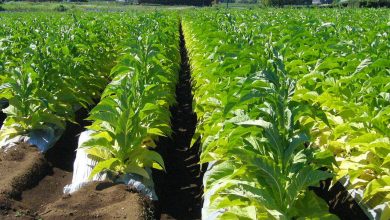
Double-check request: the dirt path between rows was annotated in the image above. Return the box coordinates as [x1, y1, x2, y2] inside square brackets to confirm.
[152, 22, 205, 220]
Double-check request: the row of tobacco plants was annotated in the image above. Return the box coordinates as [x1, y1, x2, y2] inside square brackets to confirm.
[183, 8, 389, 220]
[81, 13, 180, 186]
[0, 13, 135, 147]
[0, 11, 181, 196]
[1, 8, 388, 220]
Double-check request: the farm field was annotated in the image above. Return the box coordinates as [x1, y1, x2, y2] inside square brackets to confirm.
[0, 6, 389, 220]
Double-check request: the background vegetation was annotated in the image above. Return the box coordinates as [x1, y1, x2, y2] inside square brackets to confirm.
[0, 0, 389, 10]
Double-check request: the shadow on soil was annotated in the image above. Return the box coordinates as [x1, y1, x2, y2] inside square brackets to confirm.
[0, 101, 8, 128]
[44, 108, 91, 171]
[153, 22, 205, 220]
[312, 177, 368, 220]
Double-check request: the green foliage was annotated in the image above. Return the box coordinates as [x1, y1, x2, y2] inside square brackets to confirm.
[184, 8, 389, 218]
[0, 13, 134, 142]
[81, 13, 180, 183]
[183, 9, 340, 219]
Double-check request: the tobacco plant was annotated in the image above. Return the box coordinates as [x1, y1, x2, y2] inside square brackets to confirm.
[183, 11, 337, 219]
[185, 8, 389, 219]
[81, 13, 180, 185]
[0, 13, 132, 144]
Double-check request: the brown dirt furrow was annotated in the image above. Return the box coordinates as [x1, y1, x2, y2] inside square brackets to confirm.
[41, 182, 152, 220]
[152, 22, 205, 220]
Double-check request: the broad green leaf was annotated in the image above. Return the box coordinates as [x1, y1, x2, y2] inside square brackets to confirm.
[89, 158, 119, 180]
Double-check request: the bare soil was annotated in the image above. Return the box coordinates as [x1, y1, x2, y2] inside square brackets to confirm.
[0, 143, 48, 216]
[20, 168, 73, 213]
[40, 182, 152, 220]
[10, 109, 91, 216]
